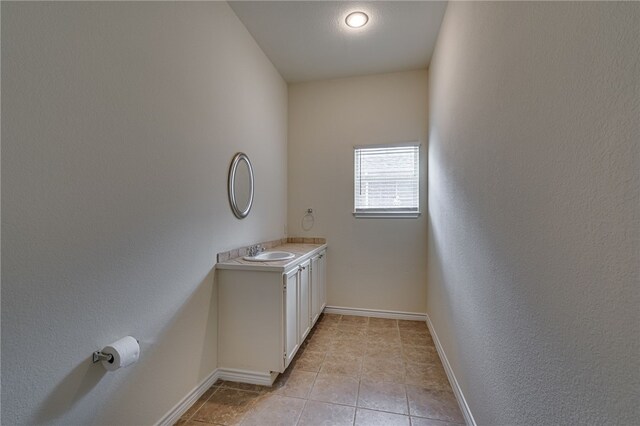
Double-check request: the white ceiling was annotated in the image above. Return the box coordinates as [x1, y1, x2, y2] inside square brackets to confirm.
[229, 1, 448, 83]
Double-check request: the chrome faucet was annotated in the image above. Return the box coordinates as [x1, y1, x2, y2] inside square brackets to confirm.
[247, 244, 264, 257]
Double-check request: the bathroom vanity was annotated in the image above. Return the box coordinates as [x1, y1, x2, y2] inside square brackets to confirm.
[216, 242, 327, 385]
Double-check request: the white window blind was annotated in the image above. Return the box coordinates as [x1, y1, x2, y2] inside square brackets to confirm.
[354, 143, 420, 218]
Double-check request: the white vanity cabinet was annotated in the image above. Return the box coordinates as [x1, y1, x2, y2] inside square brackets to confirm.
[216, 244, 326, 385]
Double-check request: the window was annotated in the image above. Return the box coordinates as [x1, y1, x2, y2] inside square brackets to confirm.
[354, 142, 420, 218]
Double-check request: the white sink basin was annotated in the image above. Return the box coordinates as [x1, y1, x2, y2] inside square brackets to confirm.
[244, 251, 295, 262]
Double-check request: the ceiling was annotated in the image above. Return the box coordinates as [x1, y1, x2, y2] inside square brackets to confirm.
[229, 1, 448, 83]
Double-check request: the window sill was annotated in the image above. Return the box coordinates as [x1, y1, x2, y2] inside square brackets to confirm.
[353, 211, 421, 219]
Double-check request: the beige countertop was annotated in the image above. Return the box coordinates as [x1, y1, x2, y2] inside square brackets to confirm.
[215, 243, 327, 272]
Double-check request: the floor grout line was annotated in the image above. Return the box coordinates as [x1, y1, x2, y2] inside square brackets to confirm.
[399, 322, 413, 419]
[293, 398, 307, 426]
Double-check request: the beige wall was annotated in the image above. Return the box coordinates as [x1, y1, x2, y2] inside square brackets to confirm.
[1, 2, 287, 424]
[428, 2, 639, 424]
[288, 70, 428, 314]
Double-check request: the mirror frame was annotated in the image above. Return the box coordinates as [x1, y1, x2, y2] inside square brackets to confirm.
[228, 152, 254, 219]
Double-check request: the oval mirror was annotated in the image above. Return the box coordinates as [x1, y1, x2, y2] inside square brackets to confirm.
[228, 153, 254, 219]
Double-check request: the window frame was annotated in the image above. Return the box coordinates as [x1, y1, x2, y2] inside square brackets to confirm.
[353, 142, 421, 219]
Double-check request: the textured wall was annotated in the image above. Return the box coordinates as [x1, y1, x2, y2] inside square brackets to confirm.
[288, 70, 428, 314]
[428, 2, 639, 425]
[1, 2, 287, 424]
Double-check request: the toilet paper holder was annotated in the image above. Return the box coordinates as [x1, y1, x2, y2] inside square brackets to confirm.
[92, 351, 114, 364]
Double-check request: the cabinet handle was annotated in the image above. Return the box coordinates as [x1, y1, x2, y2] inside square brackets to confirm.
[319, 255, 324, 259]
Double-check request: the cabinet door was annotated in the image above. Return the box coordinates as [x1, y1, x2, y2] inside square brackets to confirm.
[298, 260, 311, 342]
[284, 269, 299, 368]
[318, 250, 327, 310]
[311, 255, 321, 325]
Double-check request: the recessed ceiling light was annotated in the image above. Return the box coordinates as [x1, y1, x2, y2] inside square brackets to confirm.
[345, 11, 369, 28]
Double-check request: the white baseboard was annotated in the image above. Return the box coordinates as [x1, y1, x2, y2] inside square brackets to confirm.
[426, 314, 477, 426]
[323, 305, 426, 321]
[216, 367, 278, 386]
[155, 368, 221, 426]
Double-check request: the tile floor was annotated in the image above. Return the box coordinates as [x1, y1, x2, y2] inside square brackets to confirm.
[176, 314, 465, 426]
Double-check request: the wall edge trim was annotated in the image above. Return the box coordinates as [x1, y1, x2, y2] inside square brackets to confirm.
[155, 368, 221, 426]
[324, 305, 426, 321]
[426, 313, 477, 426]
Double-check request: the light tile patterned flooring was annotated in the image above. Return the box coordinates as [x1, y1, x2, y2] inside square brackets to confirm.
[176, 314, 465, 426]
